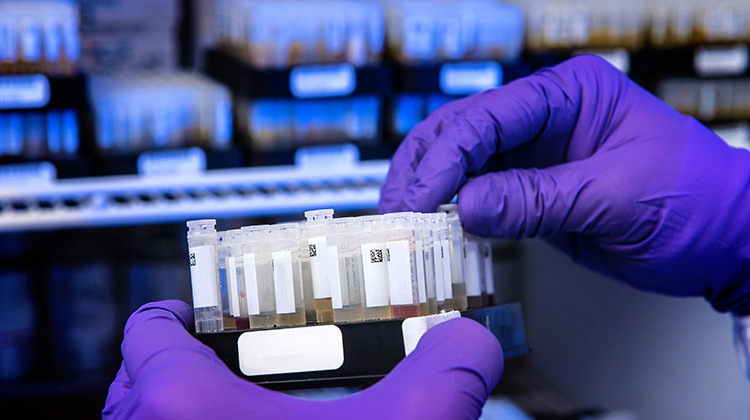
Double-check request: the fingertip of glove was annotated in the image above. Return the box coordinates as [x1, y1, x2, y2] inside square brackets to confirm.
[126, 300, 194, 332]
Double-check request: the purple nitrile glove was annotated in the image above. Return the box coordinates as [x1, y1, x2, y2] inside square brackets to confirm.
[380, 55, 750, 316]
[103, 300, 503, 419]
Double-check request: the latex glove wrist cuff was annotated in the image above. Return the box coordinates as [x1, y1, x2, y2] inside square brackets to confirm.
[733, 314, 750, 379]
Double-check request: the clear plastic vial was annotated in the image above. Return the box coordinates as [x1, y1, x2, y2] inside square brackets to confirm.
[327, 218, 364, 323]
[187, 219, 223, 333]
[438, 204, 468, 310]
[268, 223, 307, 327]
[426, 213, 446, 312]
[383, 212, 421, 319]
[217, 232, 237, 330]
[241, 225, 278, 329]
[358, 215, 391, 321]
[226, 229, 250, 330]
[435, 212, 454, 311]
[304, 209, 335, 323]
[463, 232, 486, 309]
[416, 214, 438, 315]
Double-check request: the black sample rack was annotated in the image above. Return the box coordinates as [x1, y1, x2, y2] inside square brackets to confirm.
[196, 302, 528, 390]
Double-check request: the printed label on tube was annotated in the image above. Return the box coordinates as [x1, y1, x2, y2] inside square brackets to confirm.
[309, 236, 331, 298]
[483, 243, 494, 295]
[464, 241, 482, 296]
[243, 253, 260, 315]
[361, 243, 389, 308]
[189, 245, 219, 308]
[227, 256, 240, 317]
[433, 243, 445, 301]
[415, 240, 426, 303]
[386, 240, 414, 305]
[328, 246, 343, 309]
[441, 239, 453, 298]
[272, 251, 296, 314]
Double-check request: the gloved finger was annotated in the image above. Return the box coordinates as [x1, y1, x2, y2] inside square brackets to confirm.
[456, 159, 652, 241]
[103, 362, 131, 412]
[330, 317, 504, 419]
[386, 55, 635, 213]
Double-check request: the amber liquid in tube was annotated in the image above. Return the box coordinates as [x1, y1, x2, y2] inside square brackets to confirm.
[391, 303, 420, 319]
[452, 283, 468, 310]
[314, 297, 334, 323]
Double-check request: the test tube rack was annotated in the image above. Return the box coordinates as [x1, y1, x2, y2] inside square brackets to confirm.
[195, 302, 528, 389]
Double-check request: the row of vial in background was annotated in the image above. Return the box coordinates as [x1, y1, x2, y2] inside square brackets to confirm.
[187, 205, 495, 333]
[2, 0, 750, 77]
[0, 109, 78, 158]
[214, 0, 750, 70]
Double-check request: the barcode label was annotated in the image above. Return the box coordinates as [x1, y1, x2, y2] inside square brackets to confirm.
[309, 236, 331, 299]
[362, 243, 389, 307]
[272, 251, 296, 314]
[386, 240, 415, 305]
[370, 248, 383, 263]
[226, 256, 240, 317]
[189, 245, 218, 308]
[243, 253, 260, 315]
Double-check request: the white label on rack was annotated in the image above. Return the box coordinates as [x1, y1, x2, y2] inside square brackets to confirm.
[402, 311, 461, 356]
[272, 251, 296, 314]
[226, 256, 240, 317]
[433, 243, 445, 301]
[361, 243, 389, 308]
[0, 75, 50, 109]
[189, 245, 219, 308]
[441, 239, 453, 299]
[482, 241, 494, 295]
[137, 147, 206, 177]
[415, 240, 426, 303]
[439, 61, 502, 96]
[329, 246, 343, 309]
[290, 63, 356, 99]
[386, 240, 414, 305]
[243, 253, 260, 315]
[694, 45, 749, 77]
[309, 236, 331, 298]
[464, 241, 482, 297]
[238, 325, 344, 376]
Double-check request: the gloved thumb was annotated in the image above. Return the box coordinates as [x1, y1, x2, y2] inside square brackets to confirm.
[457, 160, 642, 240]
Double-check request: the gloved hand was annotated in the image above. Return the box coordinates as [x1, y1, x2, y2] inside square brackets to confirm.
[380, 55, 750, 315]
[103, 300, 503, 419]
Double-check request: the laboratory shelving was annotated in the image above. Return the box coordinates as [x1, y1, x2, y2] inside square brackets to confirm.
[196, 303, 529, 389]
[0, 73, 87, 111]
[0, 156, 389, 233]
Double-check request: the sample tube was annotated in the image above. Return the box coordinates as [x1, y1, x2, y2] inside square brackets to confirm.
[426, 213, 446, 312]
[463, 233, 486, 309]
[416, 214, 438, 315]
[226, 229, 250, 330]
[327, 218, 364, 323]
[383, 212, 420, 319]
[187, 219, 223, 333]
[438, 204, 468, 310]
[298, 223, 317, 324]
[241, 225, 277, 329]
[217, 232, 237, 330]
[482, 237, 495, 306]
[435, 212, 454, 311]
[358, 215, 391, 321]
[268, 223, 307, 327]
[304, 209, 335, 323]
[410, 213, 430, 315]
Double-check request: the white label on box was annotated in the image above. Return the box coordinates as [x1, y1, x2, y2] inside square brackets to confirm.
[238, 325, 344, 376]
[439, 61, 502, 96]
[402, 311, 461, 356]
[415, 240, 426, 303]
[137, 147, 206, 177]
[464, 241, 482, 296]
[290, 63, 356, 99]
[309, 236, 331, 298]
[328, 246, 343, 309]
[694, 44, 749, 77]
[226, 256, 241, 317]
[361, 243, 389, 307]
[0, 75, 50, 109]
[441, 239, 453, 299]
[386, 240, 414, 305]
[272, 250, 296, 314]
[243, 253, 260, 315]
[189, 245, 219, 308]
